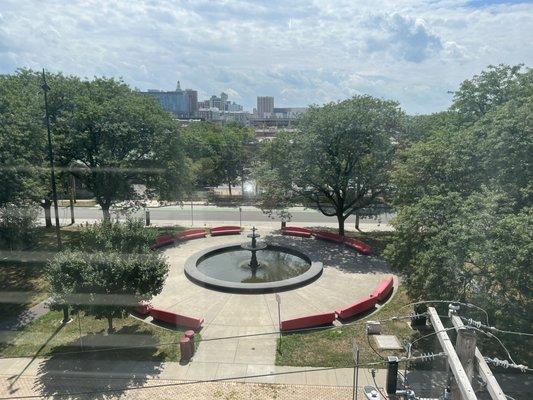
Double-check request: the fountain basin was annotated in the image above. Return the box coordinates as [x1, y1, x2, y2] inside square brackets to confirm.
[184, 243, 323, 293]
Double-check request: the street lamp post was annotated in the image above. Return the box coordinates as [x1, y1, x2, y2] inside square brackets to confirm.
[41, 69, 62, 249]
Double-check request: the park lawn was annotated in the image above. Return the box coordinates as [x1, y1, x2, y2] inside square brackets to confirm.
[0, 224, 186, 320]
[276, 286, 415, 367]
[0, 227, 82, 318]
[0, 310, 191, 362]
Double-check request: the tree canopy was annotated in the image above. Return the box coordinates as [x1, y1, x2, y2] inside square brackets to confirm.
[257, 95, 404, 235]
[384, 64, 532, 334]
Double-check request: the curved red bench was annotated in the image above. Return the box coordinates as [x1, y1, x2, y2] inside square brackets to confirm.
[150, 234, 174, 249]
[210, 226, 241, 236]
[335, 296, 377, 320]
[281, 226, 313, 238]
[344, 238, 372, 255]
[149, 308, 204, 330]
[370, 276, 394, 302]
[175, 229, 206, 241]
[314, 230, 344, 244]
[280, 311, 336, 331]
[136, 300, 152, 315]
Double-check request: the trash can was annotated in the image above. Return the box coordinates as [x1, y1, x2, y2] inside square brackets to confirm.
[184, 330, 195, 355]
[180, 336, 192, 363]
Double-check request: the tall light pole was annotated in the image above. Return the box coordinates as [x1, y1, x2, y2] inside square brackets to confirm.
[41, 69, 61, 248]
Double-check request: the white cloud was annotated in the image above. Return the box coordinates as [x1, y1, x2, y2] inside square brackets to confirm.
[0, 0, 531, 114]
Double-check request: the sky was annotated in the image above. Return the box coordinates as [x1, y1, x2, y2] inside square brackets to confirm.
[0, 0, 531, 114]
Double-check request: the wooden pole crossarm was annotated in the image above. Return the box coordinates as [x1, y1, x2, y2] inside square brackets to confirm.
[427, 307, 477, 400]
[450, 314, 506, 400]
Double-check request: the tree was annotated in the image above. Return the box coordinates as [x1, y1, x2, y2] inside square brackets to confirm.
[450, 64, 526, 124]
[257, 96, 403, 235]
[47, 219, 168, 332]
[182, 122, 254, 196]
[385, 64, 532, 336]
[47, 250, 168, 333]
[0, 70, 82, 226]
[56, 78, 191, 219]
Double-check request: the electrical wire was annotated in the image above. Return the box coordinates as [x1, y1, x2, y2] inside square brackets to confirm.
[460, 316, 533, 337]
[0, 360, 390, 400]
[371, 368, 388, 399]
[0, 313, 431, 360]
[468, 326, 517, 365]
[399, 300, 490, 325]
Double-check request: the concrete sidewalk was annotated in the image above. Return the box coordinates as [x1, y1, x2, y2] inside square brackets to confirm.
[1, 357, 530, 399]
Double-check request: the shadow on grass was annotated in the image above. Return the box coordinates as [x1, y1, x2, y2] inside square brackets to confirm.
[34, 324, 167, 399]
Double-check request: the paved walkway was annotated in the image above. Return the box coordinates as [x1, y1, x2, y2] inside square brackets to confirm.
[1, 357, 529, 399]
[150, 228, 395, 367]
[0, 298, 50, 331]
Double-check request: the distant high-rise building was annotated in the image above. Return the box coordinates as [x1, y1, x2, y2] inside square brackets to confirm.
[185, 89, 198, 116]
[257, 96, 274, 117]
[143, 81, 197, 117]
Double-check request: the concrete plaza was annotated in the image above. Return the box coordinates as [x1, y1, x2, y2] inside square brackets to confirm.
[151, 228, 395, 367]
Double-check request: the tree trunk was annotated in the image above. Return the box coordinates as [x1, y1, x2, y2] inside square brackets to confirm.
[107, 316, 114, 333]
[69, 176, 75, 224]
[101, 203, 111, 220]
[42, 199, 52, 228]
[355, 211, 360, 231]
[228, 183, 232, 197]
[337, 214, 345, 236]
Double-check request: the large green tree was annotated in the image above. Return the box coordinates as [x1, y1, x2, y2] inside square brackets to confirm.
[385, 64, 532, 334]
[55, 77, 191, 219]
[0, 69, 80, 226]
[257, 95, 403, 235]
[182, 122, 253, 196]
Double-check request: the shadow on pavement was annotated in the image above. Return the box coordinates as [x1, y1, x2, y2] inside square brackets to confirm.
[34, 324, 166, 399]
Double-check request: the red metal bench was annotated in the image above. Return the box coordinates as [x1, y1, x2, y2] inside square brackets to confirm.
[210, 226, 241, 236]
[175, 229, 207, 241]
[150, 234, 175, 249]
[314, 230, 344, 244]
[335, 296, 377, 320]
[136, 300, 152, 315]
[149, 308, 204, 330]
[281, 226, 313, 238]
[370, 276, 394, 302]
[344, 238, 372, 255]
[280, 311, 336, 331]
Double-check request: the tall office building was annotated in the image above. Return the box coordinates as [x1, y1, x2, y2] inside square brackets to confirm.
[184, 89, 198, 116]
[257, 96, 274, 117]
[144, 81, 197, 117]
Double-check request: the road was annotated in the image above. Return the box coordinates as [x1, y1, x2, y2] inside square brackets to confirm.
[43, 204, 395, 230]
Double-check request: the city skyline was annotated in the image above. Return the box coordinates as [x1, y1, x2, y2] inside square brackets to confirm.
[0, 1, 531, 114]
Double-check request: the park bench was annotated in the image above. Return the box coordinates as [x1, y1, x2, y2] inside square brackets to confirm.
[314, 230, 344, 244]
[135, 300, 152, 315]
[149, 308, 204, 330]
[210, 226, 241, 236]
[335, 296, 377, 320]
[280, 311, 336, 331]
[281, 226, 313, 238]
[150, 234, 174, 249]
[344, 237, 372, 255]
[370, 276, 394, 302]
[175, 229, 207, 241]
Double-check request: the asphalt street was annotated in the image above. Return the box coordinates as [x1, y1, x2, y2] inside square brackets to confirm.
[42, 204, 395, 228]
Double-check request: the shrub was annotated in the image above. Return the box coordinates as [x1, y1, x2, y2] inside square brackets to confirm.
[0, 204, 38, 250]
[79, 218, 155, 254]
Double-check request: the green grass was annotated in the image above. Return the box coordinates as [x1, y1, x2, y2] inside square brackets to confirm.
[276, 287, 415, 367]
[0, 224, 187, 320]
[0, 311, 192, 362]
[0, 227, 81, 318]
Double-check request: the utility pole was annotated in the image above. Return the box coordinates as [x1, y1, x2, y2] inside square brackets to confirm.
[427, 307, 477, 400]
[450, 311, 506, 400]
[42, 69, 62, 249]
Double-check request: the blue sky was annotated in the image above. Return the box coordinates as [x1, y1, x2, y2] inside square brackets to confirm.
[0, 0, 531, 114]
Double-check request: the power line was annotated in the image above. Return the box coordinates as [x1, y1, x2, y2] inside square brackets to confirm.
[460, 317, 533, 337]
[399, 300, 490, 325]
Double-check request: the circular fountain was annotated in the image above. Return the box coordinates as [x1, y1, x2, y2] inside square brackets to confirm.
[184, 227, 323, 293]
